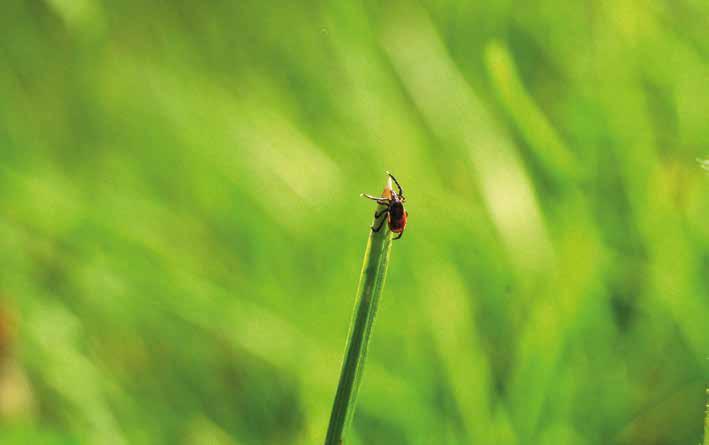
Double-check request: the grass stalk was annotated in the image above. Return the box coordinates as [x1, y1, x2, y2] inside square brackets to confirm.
[704, 388, 708, 445]
[324, 176, 395, 445]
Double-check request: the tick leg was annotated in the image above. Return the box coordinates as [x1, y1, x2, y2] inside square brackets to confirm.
[361, 194, 389, 206]
[371, 215, 387, 232]
[374, 206, 390, 218]
[393, 230, 404, 240]
[385, 171, 404, 197]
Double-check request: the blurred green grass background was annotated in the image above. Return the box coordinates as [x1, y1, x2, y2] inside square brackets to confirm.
[1, 1, 708, 444]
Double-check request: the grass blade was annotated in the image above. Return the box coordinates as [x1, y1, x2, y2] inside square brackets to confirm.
[324, 176, 395, 445]
[704, 388, 708, 445]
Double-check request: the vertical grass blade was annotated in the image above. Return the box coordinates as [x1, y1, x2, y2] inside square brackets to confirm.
[704, 388, 709, 445]
[324, 177, 395, 445]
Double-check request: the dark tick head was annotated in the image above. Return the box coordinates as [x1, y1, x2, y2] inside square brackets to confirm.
[361, 171, 406, 207]
[386, 171, 405, 203]
[390, 189, 400, 202]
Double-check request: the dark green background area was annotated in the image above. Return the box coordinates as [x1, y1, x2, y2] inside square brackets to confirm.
[1, 1, 707, 444]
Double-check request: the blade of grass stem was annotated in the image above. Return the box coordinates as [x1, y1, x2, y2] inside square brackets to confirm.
[704, 388, 708, 445]
[324, 177, 395, 445]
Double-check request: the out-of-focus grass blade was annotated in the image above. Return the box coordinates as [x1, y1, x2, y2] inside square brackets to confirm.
[324, 176, 394, 445]
[704, 388, 708, 445]
[485, 41, 579, 184]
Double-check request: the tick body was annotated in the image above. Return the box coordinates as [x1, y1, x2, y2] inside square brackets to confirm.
[362, 172, 408, 240]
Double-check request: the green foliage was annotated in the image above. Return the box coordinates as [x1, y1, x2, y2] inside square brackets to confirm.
[0, 0, 707, 444]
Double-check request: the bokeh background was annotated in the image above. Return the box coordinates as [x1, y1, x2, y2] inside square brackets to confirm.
[1, 1, 708, 444]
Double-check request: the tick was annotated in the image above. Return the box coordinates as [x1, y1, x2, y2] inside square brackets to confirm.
[361, 171, 408, 240]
